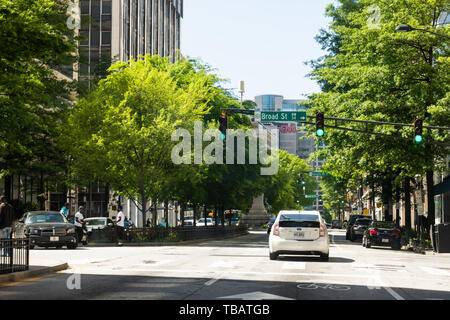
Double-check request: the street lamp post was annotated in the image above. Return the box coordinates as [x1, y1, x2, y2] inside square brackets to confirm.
[395, 23, 450, 39]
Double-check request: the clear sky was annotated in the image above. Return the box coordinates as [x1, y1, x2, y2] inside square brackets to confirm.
[181, 0, 336, 101]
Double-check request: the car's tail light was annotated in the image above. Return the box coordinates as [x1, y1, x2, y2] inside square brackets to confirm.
[369, 229, 379, 235]
[272, 223, 279, 236]
[392, 230, 401, 236]
[320, 224, 326, 237]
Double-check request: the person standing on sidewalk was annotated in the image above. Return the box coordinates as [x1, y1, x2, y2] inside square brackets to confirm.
[74, 206, 86, 243]
[0, 195, 15, 257]
[115, 206, 125, 246]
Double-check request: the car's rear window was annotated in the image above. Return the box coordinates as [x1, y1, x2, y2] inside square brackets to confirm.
[85, 219, 106, 226]
[373, 221, 395, 229]
[279, 214, 320, 228]
[355, 219, 371, 225]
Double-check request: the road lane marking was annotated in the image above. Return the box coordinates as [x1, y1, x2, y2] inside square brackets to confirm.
[204, 278, 219, 286]
[282, 262, 306, 270]
[420, 267, 450, 276]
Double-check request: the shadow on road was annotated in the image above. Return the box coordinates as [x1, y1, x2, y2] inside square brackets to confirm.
[1, 271, 449, 301]
[277, 255, 354, 263]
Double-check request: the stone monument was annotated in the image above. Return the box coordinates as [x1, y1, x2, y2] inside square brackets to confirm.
[241, 194, 271, 227]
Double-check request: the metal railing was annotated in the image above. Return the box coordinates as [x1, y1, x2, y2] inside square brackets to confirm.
[0, 238, 30, 274]
[88, 225, 248, 244]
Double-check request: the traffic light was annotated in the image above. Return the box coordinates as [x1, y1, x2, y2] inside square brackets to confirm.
[298, 174, 306, 185]
[219, 112, 228, 140]
[316, 111, 325, 137]
[414, 118, 423, 144]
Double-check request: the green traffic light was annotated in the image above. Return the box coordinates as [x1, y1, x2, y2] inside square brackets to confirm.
[220, 133, 226, 140]
[414, 135, 423, 144]
[316, 128, 324, 137]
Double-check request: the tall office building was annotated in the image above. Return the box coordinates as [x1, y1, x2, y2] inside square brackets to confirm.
[79, 0, 183, 81]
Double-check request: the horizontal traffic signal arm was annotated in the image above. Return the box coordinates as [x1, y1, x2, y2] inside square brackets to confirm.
[303, 116, 450, 147]
[220, 108, 450, 147]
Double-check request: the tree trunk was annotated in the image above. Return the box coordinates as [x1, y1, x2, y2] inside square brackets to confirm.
[164, 201, 169, 229]
[221, 205, 225, 227]
[426, 170, 435, 230]
[152, 201, 157, 227]
[4, 174, 11, 201]
[214, 206, 218, 227]
[180, 202, 185, 227]
[395, 186, 400, 227]
[193, 204, 198, 227]
[39, 170, 45, 210]
[203, 205, 208, 226]
[141, 194, 147, 229]
[404, 177, 411, 231]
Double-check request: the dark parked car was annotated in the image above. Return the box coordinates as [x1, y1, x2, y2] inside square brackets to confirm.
[332, 220, 343, 229]
[267, 217, 276, 234]
[15, 211, 78, 249]
[348, 218, 372, 241]
[362, 221, 402, 250]
[346, 215, 367, 240]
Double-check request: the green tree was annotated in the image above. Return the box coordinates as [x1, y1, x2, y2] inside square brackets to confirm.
[308, 0, 450, 225]
[68, 56, 212, 227]
[0, 0, 77, 202]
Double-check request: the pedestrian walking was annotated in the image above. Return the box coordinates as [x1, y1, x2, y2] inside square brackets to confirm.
[146, 218, 151, 228]
[115, 206, 125, 246]
[74, 206, 86, 243]
[60, 202, 70, 218]
[0, 195, 15, 257]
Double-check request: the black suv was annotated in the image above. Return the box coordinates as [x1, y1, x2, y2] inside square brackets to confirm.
[345, 215, 368, 240]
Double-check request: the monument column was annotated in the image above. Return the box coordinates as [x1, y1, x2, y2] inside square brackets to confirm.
[241, 194, 270, 227]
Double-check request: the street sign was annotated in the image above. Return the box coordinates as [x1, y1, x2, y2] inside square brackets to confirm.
[305, 195, 319, 199]
[259, 111, 307, 122]
[310, 172, 330, 177]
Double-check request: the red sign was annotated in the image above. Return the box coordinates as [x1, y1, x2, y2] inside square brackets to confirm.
[279, 125, 297, 134]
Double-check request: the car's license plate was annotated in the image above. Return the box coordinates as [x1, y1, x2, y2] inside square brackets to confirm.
[382, 238, 389, 243]
[50, 236, 59, 242]
[294, 232, 305, 238]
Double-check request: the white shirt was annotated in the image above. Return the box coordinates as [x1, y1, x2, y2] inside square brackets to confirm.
[74, 212, 84, 227]
[116, 211, 125, 227]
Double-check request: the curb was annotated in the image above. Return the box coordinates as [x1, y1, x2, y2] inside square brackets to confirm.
[0, 263, 69, 284]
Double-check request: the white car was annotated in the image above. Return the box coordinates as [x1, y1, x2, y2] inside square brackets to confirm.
[269, 210, 330, 261]
[84, 217, 114, 233]
[197, 218, 213, 226]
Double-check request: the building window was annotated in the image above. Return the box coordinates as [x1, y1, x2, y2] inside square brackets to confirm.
[81, 0, 90, 14]
[101, 31, 111, 45]
[102, 0, 112, 15]
[139, 0, 146, 56]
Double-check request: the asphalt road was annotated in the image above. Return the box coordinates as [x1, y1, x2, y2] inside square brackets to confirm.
[1, 230, 450, 300]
